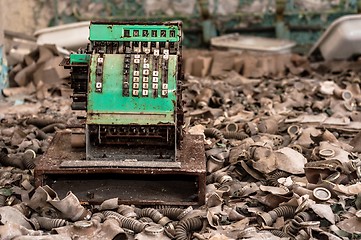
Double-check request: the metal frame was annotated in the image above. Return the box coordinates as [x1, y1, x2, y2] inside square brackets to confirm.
[34, 132, 206, 206]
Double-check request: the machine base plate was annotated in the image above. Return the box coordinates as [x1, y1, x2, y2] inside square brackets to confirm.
[34, 131, 206, 206]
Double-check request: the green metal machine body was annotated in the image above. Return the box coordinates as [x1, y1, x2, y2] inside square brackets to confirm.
[39, 21, 205, 206]
[65, 21, 183, 163]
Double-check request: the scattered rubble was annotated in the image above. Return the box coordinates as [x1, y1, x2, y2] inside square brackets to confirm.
[1, 46, 361, 239]
[4, 44, 70, 100]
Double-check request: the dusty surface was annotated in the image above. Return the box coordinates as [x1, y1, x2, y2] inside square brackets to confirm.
[0, 49, 361, 239]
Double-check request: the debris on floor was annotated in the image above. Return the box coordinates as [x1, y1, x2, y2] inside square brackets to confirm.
[1, 43, 361, 239]
[3, 44, 70, 100]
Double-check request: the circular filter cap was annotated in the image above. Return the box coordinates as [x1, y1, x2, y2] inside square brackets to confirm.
[287, 125, 301, 136]
[342, 90, 353, 101]
[144, 226, 164, 235]
[24, 149, 36, 159]
[74, 220, 93, 229]
[313, 187, 331, 201]
[319, 149, 335, 158]
[226, 122, 239, 132]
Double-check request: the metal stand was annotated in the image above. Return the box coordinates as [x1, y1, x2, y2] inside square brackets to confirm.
[34, 131, 206, 206]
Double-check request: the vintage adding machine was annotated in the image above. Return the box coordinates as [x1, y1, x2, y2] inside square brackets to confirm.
[34, 21, 206, 206]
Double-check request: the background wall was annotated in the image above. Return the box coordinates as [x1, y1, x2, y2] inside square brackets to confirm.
[1, 0, 361, 51]
[2, 0, 53, 36]
[1, 0, 7, 89]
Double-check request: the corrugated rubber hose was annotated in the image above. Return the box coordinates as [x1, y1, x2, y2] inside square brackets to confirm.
[103, 210, 147, 233]
[175, 217, 203, 240]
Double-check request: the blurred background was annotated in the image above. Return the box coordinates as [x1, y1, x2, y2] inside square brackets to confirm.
[2, 0, 361, 50]
[1, 0, 361, 93]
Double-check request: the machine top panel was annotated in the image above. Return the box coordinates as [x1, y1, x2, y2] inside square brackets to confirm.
[89, 22, 181, 42]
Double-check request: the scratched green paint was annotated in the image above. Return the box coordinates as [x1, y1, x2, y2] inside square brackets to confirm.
[90, 23, 180, 42]
[87, 54, 177, 125]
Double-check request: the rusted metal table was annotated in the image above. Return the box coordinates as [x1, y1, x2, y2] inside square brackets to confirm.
[35, 131, 206, 206]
